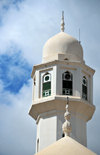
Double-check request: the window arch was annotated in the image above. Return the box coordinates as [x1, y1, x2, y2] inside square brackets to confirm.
[64, 58, 68, 61]
[37, 138, 39, 152]
[82, 76, 88, 100]
[62, 71, 73, 95]
[33, 75, 36, 85]
[42, 72, 51, 97]
[62, 133, 65, 137]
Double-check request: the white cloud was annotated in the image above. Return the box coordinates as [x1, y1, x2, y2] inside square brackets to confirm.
[0, 79, 36, 155]
[0, 0, 60, 65]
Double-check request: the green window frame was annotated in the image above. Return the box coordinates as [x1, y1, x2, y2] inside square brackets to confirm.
[42, 73, 51, 97]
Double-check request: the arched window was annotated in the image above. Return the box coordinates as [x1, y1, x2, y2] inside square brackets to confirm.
[64, 58, 68, 60]
[62, 71, 73, 95]
[42, 72, 51, 97]
[82, 76, 88, 100]
[33, 76, 36, 85]
[62, 133, 65, 137]
[37, 138, 39, 152]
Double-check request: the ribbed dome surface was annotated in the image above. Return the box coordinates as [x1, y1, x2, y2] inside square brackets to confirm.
[43, 32, 83, 63]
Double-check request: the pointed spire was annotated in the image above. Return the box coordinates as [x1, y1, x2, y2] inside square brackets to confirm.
[62, 97, 72, 137]
[61, 11, 65, 32]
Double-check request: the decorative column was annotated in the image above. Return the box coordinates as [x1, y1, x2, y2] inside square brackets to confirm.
[62, 97, 72, 137]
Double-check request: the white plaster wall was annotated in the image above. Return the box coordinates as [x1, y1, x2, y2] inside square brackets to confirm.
[88, 73, 93, 104]
[75, 67, 81, 97]
[36, 113, 57, 152]
[32, 78, 35, 101]
[87, 75, 90, 102]
[57, 112, 65, 140]
[53, 65, 57, 95]
[72, 68, 77, 96]
[71, 113, 87, 146]
[56, 64, 62, 95]
[90, 76, 93, 104]
[33, 70, 40, 101]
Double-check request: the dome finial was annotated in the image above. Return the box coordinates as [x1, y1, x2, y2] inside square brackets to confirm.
[61, 11, 65, 32]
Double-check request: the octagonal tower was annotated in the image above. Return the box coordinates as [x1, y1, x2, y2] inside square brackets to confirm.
[29, 13, 95, 153]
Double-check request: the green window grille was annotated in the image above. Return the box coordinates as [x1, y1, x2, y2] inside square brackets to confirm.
[62, 71, 73, 95]
[42, 73, 51, 97]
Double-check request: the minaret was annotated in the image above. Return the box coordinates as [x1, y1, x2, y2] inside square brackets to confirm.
[29, 12, 95, 153]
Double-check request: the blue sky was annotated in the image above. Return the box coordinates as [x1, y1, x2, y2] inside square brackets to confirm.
[0, 0, 100, 155]
[0, 52, 31, 94]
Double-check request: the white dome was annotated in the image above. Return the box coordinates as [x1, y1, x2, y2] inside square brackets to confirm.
[35, 136, 96, 155]
[43, 32, 83, 63]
